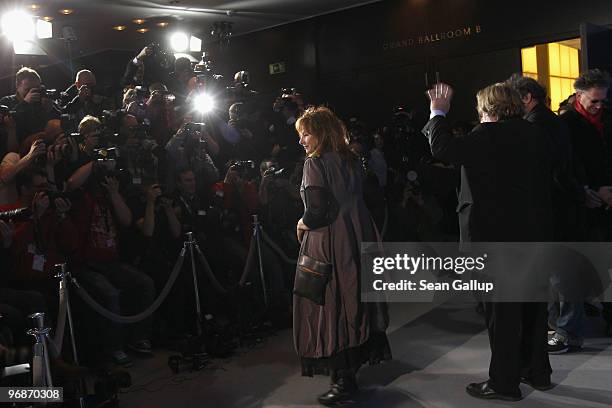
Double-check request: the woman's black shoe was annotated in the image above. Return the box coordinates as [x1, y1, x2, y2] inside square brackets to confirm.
[466, 381, 522, 401]
[317, 375, 358, 406]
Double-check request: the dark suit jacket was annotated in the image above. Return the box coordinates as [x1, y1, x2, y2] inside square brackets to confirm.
[422, 115, 553, 242]
[526, 103, 583, 240]
[560, 105, 612, 229]
[560, 106, 612, 190]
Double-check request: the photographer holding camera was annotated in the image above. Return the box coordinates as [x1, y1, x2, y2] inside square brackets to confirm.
[165, 121, 220, 193]
[213, 161, 291, 319]
[167, 57, 195, 107]
[218, 102, 269, 166]
[62, 70, 106, 123]
[142, 83, 179, 146]
[269, 93, 303, 169]
[122, 44, 175, 88]
[0, 139, 47, 210]
[0, 67, 60, 144]
[66, 152, 156, 365]
[259, 158, 301, 244]
[8, 167, 76, 293]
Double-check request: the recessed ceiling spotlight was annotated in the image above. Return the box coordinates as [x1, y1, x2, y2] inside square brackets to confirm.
[59, 9, 74, 15]
[136, 28, 149, 33]
[42, 16, 54, 22]
[29, 4, 40, 11]
[133, 19, 146, 25]
[157, 22, 169, 28]
[113, 25, 126, 31]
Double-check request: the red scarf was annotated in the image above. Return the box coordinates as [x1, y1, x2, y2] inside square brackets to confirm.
[574, 99, 604, 136]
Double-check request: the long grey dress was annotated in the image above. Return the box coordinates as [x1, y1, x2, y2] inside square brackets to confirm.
[294, 152, 391, 376]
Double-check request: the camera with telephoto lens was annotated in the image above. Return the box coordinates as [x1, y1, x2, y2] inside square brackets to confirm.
[0, 207, 32, 222]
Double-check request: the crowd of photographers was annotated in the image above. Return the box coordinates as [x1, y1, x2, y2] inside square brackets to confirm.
[2, 41, 610, 391]
[0, 44, 318, 374]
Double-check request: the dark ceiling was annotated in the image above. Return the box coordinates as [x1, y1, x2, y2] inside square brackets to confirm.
[4, 0, 382, 53]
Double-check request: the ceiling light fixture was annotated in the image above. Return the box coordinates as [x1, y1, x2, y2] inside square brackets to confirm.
[113, 25, 126, 31]
[59, 9, 74, 15]
[136, 28, 149, 33]
[170, 31, 189, 52]
[133, 19, 146, 25]
[1, 10, 36, 42]
[42, 16, 54, 22]
[157, 22, 169, 28]
[29, 4, 40, 11]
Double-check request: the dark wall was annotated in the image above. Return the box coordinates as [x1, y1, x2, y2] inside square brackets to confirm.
[213, 0, 612, 124]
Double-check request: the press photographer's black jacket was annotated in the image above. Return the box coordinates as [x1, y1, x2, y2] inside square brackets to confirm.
[0, 95, 57, 143]
[422, 115, 553, 242]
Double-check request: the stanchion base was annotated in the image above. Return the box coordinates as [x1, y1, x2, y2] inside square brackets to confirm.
[168, 353, 210, 374]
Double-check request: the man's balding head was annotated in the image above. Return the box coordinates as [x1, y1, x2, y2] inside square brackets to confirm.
[75, 70, 96, 88]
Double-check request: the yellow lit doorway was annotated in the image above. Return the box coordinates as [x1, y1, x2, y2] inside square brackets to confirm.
[521, 38, 580, 113]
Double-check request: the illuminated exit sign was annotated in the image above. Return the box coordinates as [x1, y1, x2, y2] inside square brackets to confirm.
[269, 62, 286, 75]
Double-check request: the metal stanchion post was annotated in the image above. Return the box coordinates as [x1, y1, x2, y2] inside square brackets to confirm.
[252, 215, 268, 310]
[27, 312, 53, 388]
[185, 232, 203, 337]
[55, 263, 86, 408]
[55, 263, 80, 366]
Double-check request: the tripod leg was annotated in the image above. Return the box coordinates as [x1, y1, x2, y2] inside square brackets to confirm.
[254, 226, 268, 310]
[187, 242, 204, 337]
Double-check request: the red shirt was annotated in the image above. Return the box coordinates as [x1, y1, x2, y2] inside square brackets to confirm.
[10, 211, 78, 282]
[72, 191, 120, 266]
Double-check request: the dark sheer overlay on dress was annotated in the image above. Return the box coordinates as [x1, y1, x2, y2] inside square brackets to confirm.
[302, 186, 330, 229]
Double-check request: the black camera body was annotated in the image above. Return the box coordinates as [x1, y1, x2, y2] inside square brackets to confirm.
[60, 113, 78, 134]
[0, 105, 16, 120]
[39, 85, 59, 100]
[98, 110, 125, 147]
[184, 122, 206, 134]
[264, 166, 286, 178]
[231, 160, 255, 172]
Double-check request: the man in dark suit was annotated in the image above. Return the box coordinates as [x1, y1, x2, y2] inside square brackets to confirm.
[422, 82, 554, 401]
[560, 69, 612, 338]
[508, 75, 588, 355]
